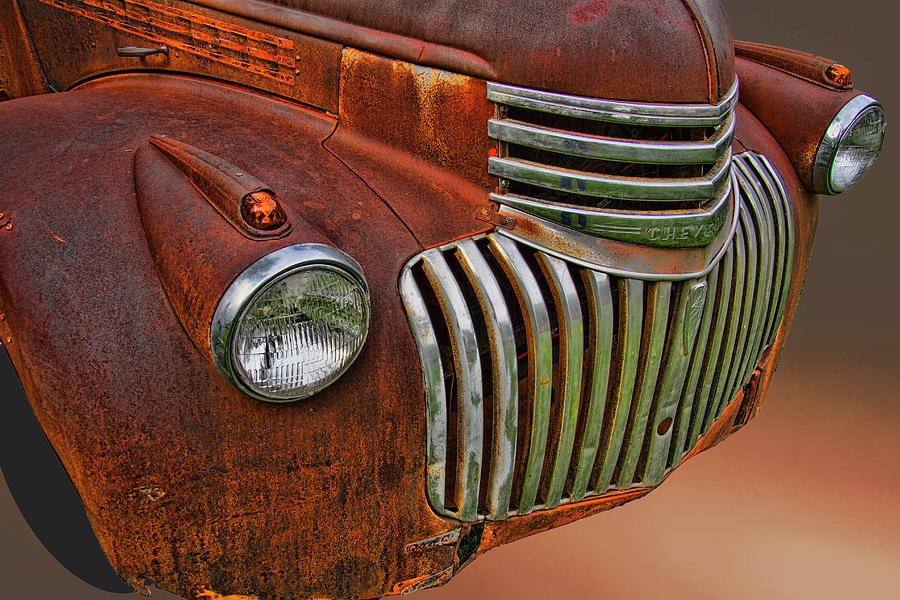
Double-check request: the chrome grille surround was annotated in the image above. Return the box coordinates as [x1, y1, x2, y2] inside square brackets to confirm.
[488, 80, 739, 249]
[400, 152, 794, 523]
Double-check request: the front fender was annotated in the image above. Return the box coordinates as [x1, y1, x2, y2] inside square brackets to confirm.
[0, 73, 457, 599]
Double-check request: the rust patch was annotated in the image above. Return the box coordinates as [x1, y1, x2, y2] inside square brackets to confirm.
[36, 0, 296, 84]
[385, 565, 453, 596]
[196, 588, 259, 600]
[132, 485, 166, 502]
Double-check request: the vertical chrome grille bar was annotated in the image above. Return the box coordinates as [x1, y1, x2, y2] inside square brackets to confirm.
[455, 239, 519, 521]
[421, 249, 484, 522]
[399, 270, 452, 517]
[748, 158, 787, 347]
[704, 229, 746, 432]
[571, 271, 614, 500]
[595, 279, 644, 492]
[735, 165, 775, 389]
[671, 265, 720, 463]
[617, 281, 672, 487]
[750, 155, 795, 347]
[537, 253, 585, 507]
[714, 205, 758, 421]
[489, 235, 553, 515]
[404, 149, 797, 523]
[643, 279, 704, 485]
[688, 243, 734, 450]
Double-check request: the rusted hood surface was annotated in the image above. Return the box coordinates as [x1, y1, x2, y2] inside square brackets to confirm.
[214, 0, 735, 102]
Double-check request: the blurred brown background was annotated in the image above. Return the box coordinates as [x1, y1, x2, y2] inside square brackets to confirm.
[2, 0, 897, 598]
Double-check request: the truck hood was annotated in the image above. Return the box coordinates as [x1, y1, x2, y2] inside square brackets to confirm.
[211, 0, 735, 102]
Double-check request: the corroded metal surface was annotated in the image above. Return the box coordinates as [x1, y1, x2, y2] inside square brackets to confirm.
[0, 74, 456, 600]
[18, 0, 342, 112]
[0, 0, 848, 597]
[196, 0, 735, 102]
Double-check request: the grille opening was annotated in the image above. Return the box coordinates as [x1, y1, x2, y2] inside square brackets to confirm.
[505, 179, 709, 212]
[406, 154, 795, 522]
[505, 105, 716, 142]
[678, 258, 727, 461]
[506, 142, 711, 180]
[489, 82, 735, 233]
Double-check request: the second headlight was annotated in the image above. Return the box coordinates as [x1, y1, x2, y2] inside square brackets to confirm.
[813, 94, 886, 195]
[211, 244, 370, 403]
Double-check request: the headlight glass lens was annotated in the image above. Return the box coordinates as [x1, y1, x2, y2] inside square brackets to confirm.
[231, 266, 369, 400]
[828, 103, 886, 193]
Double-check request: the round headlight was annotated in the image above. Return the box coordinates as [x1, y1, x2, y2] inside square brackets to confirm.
[813, 94, 886, 195]
[211, 244, 370, 403]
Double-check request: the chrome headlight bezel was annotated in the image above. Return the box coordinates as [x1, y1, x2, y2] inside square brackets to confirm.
[812, 94, 886, 195]
[210, 244, 370, 403]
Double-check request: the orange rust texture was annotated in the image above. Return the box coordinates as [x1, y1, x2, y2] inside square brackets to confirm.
[37, 0, 296, 83]
[338, 47, 496, 188]
[0, 73, 460, 600]
[18, 0, 341, 112]
[0, 0, 47, 97]
[196, 588, 260, 600]
[325, 47, 496, 247]
[735, 40, 854, 91]
[736, 56, 861, 191]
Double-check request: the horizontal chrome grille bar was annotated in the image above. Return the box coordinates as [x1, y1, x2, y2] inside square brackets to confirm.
[487, 111, 734, 165]
[488, 149, 732, 202]
[487, 79, 739, 127]
[488, 79, 739, 246]
[402, 152, 793, 523]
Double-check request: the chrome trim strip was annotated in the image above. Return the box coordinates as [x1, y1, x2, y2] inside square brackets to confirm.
[490, 175, 733, 250]
[489, 149, 731, 202]
[616, 281, 672, 487]
[489, 236, 553, 515]
[421, 249, 483, 522]
[811, 94, 883, 194]
[571, 270, 614, 500]
[455, 239, 519, 521]
[487, 112, 735, 165]
[595, 278, 643, 492]
[398, 270, 452, 517]
[537, 253, 585, 508]
[487, 78, 739, 127]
